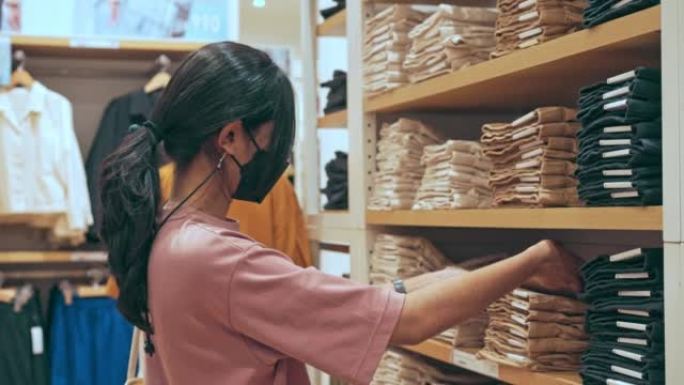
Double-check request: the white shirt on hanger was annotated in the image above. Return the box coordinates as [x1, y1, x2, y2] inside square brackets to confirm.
[0, 82, 93, 243]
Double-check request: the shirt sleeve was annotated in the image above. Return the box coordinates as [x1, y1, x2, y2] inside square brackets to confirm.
[229, 245, 405, 384]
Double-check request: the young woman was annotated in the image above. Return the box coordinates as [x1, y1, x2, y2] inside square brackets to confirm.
[100, 42, 582, 385]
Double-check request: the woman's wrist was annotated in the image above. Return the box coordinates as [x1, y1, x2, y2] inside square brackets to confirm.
[524, 240, 556, 269]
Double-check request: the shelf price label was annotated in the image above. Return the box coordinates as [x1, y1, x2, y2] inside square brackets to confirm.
[452, 350, 499, 379]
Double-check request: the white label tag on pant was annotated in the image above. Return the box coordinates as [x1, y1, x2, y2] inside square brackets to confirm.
[512, 288, 530, 298]
[603, 86, 631, 100]
[608, 70, 637, 84]
[610, 248, 642, 262]
[615, 272, 650, 279]
[515, 158, 541, 169]
[604, 181, 634, 189]
[518, 27, 543, 40]
[604, 98, 629, 111]
[511, 299, 530, 311]
[618, 308, 650, 317]
[508, 338, 525, 347]
[511, 313, 527, 325]
[618, 290, 651, 297]
[512, 111, 536, 127]
[618, 337, 648, 346]
[510, 327, 527, 338]
[616, 321, 648, 331]
[612, 348, 644, 362]
[612, 0, 635, 10]
[512, 126, 538, 140]
[516, 185, 538, 193]
[522, 148, 543, 159]
[611, 365, 644, 380]
[517, 0, 536, 10]
[518, 37, 541, 49]
[611, 190, 639, 199]
[520, 176, 541, 182]
[31, 326, 44, 355]
[518, 10, 539, 22]
[603, 169, 633, 177]
[602, 148, 631, 158]
[600, 139, 631, 146]
[604, 125, 633, 133]
[607, 379, 638, 385]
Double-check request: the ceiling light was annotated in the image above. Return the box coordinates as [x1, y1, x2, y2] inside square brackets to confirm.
[253, 0, 266, 8]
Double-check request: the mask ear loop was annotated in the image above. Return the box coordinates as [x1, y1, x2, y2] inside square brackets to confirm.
[157, 152, 228, 231]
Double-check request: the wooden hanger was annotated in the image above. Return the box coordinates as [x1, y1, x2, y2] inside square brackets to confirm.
[0, 288, 17, 303]
[7, 50, 34, 89]
[76, 268, 110, 298]
[144, 54, 171, 94]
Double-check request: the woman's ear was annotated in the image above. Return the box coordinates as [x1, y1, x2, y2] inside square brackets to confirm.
[216, 121, 244, 156]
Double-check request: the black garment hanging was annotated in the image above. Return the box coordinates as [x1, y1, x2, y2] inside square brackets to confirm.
[85, 89, 163, 242]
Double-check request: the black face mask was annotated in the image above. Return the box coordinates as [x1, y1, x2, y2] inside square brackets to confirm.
[230, 131, 288, 203]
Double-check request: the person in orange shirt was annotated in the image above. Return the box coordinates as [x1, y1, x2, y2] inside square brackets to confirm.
[106, 163, 312, 297]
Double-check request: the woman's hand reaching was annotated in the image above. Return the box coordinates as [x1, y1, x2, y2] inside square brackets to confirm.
[524, 240, 584, 295]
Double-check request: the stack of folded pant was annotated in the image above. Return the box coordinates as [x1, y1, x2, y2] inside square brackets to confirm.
[479, 288, 589, 371]
[321, 151, 348, 210]
[492, 0, 587, 58]
[437, 312, 490, 349]
[413, 140, 493, 210]
[583, 0, 659, 28]
[372, 350, 497, 385]
[369, 234, 449, 285]
[368, 118, 441, 210]
[403, 5, 497, 83]
[320, 0, 346, 20]
[482, 107, 581, 206]
[576, 67, 662, 206]
[580, 247, 664, 385]
[364, 6, 427, 96]
[321, 70, 347, 114]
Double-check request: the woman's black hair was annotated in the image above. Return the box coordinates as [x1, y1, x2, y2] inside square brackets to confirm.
[99, 42, 295, 332]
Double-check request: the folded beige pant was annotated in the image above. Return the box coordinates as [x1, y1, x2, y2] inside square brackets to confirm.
[496, 0, 587, 15]
[488, 301, 586, 324]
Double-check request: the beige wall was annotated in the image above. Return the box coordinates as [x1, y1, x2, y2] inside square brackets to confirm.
[239, 0, 302, 54]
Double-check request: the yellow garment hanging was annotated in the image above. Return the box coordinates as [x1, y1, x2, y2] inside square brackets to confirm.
[106, 163, 312, 298]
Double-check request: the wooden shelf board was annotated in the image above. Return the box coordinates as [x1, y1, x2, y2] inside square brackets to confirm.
[317, 10, 347, 37]
[367, 206, 663, 231]
[402, 339, 581, 385]
[317, 110, 348, 128]
[9, 35, 202, 60]
[365, 6, 661, 112]
[365, 0, 494, 5]
[0, 251, 108, 264]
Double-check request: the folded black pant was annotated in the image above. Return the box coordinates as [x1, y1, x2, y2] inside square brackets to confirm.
[578, 176, 661, 195]
[577, 166, 661, 186]
[578, 119, 661, 148]
[583, 0, 660, 28]
[580, 68, 660, 96]
[579, 79, 660, 111]
[582, 366, 658, 385]
[581, 248, 662, 279]
[583, 346, 663, 372]
[581, 356, 664, 385]
[578, 96, 661, 127]
[590, 291, 664, 314]
[577, 139, 661, 166]
[320, 0, 346, 19]
[583, 273, 663, 300]
[586, 312, 664, 341]
[0, 295, 49, 385]
[589, 339, 664, 359]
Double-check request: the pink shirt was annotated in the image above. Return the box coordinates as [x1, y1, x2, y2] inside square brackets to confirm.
[145, 206, 405, 385]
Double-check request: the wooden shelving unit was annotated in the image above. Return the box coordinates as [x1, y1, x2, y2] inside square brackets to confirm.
[0, 251, 108, 264]
[8, 35, 201, 60]
[364, 6, 661, 112]
[402, 339, 581, 385]
[367, 206, 663, 231]
[317, 110, 347, 128]
[317, 10, 347, 37]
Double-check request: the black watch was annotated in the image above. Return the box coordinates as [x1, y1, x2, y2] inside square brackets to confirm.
[392, 278, 407, 294]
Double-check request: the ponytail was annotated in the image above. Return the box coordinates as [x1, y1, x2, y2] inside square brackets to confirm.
[100, 124, 161, 332]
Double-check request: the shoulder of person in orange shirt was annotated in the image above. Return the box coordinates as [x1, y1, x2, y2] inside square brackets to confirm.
[106, 163, 312, 298]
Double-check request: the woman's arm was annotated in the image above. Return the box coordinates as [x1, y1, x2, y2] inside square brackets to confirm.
[389, 240, 581, 345]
